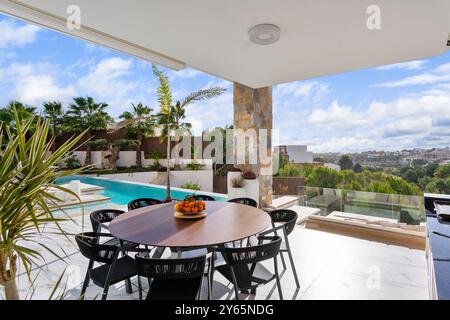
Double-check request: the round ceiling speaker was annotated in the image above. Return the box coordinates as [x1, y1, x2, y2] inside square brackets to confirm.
[248, 24, 280, 45]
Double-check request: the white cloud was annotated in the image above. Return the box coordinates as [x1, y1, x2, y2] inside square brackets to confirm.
[382, 117, 432, 138]
[434, 63, 450, 74]
[14, 75, 75, 105]
[0, 62, 75, 105]
[0, 20, 40, 48]
[169, 68, 202, 81]
[377, 60, 426, 71]
[309, 136, 377, 153]
[275, 81, 329, 99]
[373, 73, 450, 88]
[0, 57, 141, 114]
[308, 101, 369, 129]
[77, 57, 138, 114]
[373, 62, 450, 88]
[297, 84, 450, 152]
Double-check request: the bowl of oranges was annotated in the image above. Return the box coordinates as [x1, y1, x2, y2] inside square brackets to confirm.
[174, 196, 206, 218]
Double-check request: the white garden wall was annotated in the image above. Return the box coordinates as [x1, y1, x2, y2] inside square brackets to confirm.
[170, 170, 213, 192]
[100, 170, 214, 192]
[116, 151, 138, 167]
[72, 151, 213, 170]
[73, 151, 104, 168]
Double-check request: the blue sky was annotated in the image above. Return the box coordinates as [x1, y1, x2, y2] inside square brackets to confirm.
[1, 14, 449, 153]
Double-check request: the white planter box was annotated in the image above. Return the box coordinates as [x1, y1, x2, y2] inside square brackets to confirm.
[228, 187, 246, 200]
[244, 179, 259, 206]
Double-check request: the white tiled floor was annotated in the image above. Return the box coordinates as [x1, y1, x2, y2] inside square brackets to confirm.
[11, 207, 428, 300]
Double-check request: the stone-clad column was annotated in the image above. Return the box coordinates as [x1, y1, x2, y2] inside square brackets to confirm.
[233, 82, 273, 207]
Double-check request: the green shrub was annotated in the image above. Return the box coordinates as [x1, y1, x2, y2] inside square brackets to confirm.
[64, 154, 81, 169]
[278, 163, 305, 176]
[180, 182, 201, 190]
[186, 162, 205, 170]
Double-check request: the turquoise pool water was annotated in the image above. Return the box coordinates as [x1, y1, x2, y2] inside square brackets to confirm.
[56, 175, 226, 206]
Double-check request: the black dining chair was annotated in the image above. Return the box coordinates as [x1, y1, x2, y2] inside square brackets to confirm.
[90, 209, 138, 248]
[128, 198, 163, 211]
[190, 194, 216, 201]
[135, 253, 207, 300]
[90, 209, 125, 233]
[227, 197, 257, 207]
[75, 232, 145, 300]
[227, 197, 258, 247]
[259, 209, 300, 289]
[210, 235, 283, 300]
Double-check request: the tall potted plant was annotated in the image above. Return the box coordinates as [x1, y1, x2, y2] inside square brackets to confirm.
[0, 108, 87, 300]
[152, 64, 225, 202]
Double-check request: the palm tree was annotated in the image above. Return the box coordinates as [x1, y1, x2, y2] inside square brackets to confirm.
[0, 101, 36, 128]
[43, 101, 64, 152]
[152, 64, 225, 202]
[66, 96, 113, 165]
[119, 103, 156, 168]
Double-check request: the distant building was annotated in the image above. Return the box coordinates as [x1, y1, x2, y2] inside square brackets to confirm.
[366, 151, 385, 162]
[324, 163, 341, 171]
[276, 145, 313, 163]
[275, 145, 340, 171]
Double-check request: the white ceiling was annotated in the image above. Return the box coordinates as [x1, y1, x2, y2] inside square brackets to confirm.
[1, 0, 450, 88]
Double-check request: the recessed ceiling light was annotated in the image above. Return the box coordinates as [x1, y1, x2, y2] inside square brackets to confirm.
[248, 24, 280, 45]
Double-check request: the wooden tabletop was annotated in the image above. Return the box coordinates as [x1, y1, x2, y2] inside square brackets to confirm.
[109, 201, 271, 247]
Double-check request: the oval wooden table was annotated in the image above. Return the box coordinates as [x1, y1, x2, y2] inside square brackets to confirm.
[109, 201, 271, 249]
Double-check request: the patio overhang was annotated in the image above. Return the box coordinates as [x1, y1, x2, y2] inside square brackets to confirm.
[1, 0, 449, 88]
[1, 0, 450, 207]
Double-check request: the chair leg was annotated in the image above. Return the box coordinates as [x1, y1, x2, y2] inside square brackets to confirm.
[285, 241, 300, 288]
[137, 276, 142, 300]
[230, 268, 240, 300]
[102, 250, 120, 301]
[197, 275, 203, 300]
[279, 251, 287, 269]
[208, 259, 214, 300]
[80, 260, 93, 300]
[80, 272, 90, 300]
[274, 257, 283, 300]
[125, 278, 133, 294]
[101, 287, 109, 300]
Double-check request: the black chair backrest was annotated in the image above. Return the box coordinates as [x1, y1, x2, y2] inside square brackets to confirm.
[191, 194, 216, 201]
[227, 197, 257, 207]
[135, 254, 206, 280]
[75, 232, 118, 264]
[220, 236, 281, 266]
[268, 209, 298, 235]
[90, 209, 125, 232]
[128, 198, 163, 211]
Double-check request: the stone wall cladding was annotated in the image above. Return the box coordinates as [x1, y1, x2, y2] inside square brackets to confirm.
[233, 82, 273, 206]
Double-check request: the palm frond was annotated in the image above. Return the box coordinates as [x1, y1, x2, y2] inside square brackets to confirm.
[180, 87, 226, 108]
[152, 64, 173, 113]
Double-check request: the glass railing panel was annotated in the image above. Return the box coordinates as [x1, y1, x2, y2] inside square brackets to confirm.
[297, 186, 424, 224]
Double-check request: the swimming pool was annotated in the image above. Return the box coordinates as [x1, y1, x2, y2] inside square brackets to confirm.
[56, 175, 226, 206]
